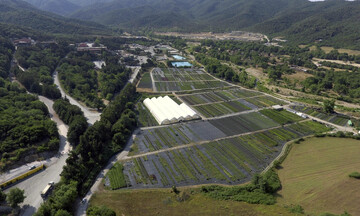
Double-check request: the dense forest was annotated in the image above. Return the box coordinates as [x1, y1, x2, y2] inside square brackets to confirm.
[36, 84, 138, 215]
[57, 51, 132, 108]
[53, 99, 88, 145]
[0, 37, 59, 171]
[14, 42, 70, 99]
[0, 0, 111, 36]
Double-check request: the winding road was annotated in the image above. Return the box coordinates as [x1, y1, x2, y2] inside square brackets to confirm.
[5, 96, 71, 216]
[53, 71, 101, 125]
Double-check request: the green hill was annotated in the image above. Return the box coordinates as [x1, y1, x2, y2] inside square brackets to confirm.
[68, 0, 360, 48]
[0, 0, 111, 35]
[21, 0, 81, 15]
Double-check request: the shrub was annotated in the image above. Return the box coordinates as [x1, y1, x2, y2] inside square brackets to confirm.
[349, 172, 360, 179]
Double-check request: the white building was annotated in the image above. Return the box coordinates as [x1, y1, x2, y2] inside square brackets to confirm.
[144, 96, 200, 125]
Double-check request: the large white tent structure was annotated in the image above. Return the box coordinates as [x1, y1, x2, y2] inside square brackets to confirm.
[143, 96, 200, 125]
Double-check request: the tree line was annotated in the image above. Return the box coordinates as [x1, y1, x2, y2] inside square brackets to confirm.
[36, 84, 138, 215]
[53, 99, 88, 145]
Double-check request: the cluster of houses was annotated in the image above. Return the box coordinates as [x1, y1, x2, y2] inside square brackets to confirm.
[76, 42, 107, 53]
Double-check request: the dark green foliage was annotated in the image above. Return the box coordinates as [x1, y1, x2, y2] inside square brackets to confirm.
[348, 172, 360, 179]
[58, 51, 131, 108]
[0, 81, 59, 170]
[6, 188, 25, 208]
[87, 206, 116, 216]
[35, 181, 78, 216]
[53, 99, 88, 145]
[323, 99, 335, 114]
[15, 43, 69, 99]
[286, 204, 304, 214]
[201, 169, 281, 205]
[60, 84, 137, 196]
[54, 210, 72, 216]
[0, 190, 6, 202]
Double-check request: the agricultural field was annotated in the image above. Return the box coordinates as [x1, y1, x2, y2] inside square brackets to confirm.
[90, 188, 297, 216]
[178, 88, 285, 117]
[259, 109, 303, 125]
[137, 72, 153, 89]
[155, 80, 229, 92]
[105, 163, 130, 190]
[132, 111, 281, 154]
[152, 68, 215, 82]
[194, 101, 251, 118]
[136, 103, 159, 127]
[118, 121, 328, 189]
[290, 105, 350, 126]
[277, 137, 360, 215]
[244, 96, 286, 108]
[178, 88, 262, 106]
[152, 68, 230, 91]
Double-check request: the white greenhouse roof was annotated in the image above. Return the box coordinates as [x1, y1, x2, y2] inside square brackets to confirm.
[144, 96, 200, 125]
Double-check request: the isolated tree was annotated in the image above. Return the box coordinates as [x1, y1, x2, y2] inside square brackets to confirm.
[6, 188, 25, 208]
[87, 206, 116, 216]
[323, 99, 335, 113]
[54, 209, 72, 216]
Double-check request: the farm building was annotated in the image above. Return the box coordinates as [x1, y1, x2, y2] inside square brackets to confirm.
[144, 96, 200, 125]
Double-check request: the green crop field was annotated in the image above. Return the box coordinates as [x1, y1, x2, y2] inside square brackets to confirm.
[138, 72, 153, 89]
[260, 109, 303, 125]
[106, 163, 129, 190]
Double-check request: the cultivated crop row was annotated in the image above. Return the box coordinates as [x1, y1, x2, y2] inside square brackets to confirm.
[133, 112, 280, 154]
[259, 109, 303, 125]
[179, 88, 263, 106]
[152, 68, 215, 82]
[155, 80, 229, 92]
[244, 96, 286, 108]
[118, 121, 329, 188]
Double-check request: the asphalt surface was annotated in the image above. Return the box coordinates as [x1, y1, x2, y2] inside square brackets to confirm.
[53, 71, 101, 125]
[5, 96, 71, 216]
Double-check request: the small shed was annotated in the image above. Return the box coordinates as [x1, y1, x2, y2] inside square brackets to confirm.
[272, 105, 283, 111]
[348, 120, 353, 126]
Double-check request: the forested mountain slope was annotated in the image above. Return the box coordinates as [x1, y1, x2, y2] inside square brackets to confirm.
[0, 0, 110, 35]
[21, 0, 81, 15]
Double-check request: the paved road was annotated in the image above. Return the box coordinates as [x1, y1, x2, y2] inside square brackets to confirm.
[127, 66, 141, 84]
[53, 72, 101, 125]
[5, 96, 71, 216]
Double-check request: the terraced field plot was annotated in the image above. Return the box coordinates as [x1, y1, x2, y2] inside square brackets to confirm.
[137, 72, 152, 89]
[290, 105, 350, 126]
[178, 89, 286, 117]
[132, 111, 281, 154]
[152, 68, 230, 91]
[244, 96, 286, 108]
[119, 121, 329, 188]
[194, 101, 251, 118]
[179, 88, 263, 106]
